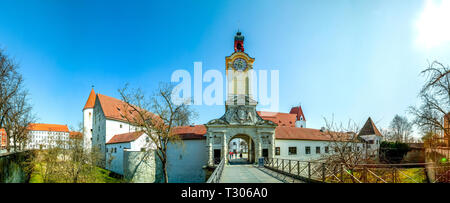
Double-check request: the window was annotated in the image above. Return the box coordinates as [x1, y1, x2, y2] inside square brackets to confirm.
[357, 146, 360, 151]
[275, 147, 280, 155]
[368, 140, 374, 144]
[288, 147, 297, 155]
[325, 146, 329, 153]
[305, 146, 311, 154]
[120, 124, 123, 128]
[316, 146, 321, 154]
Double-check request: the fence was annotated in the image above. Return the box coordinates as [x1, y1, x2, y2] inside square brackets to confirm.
[263, 158, 434, 183]
[206, 158, 225, 183]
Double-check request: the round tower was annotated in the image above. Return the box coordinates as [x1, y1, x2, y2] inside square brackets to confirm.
[83, 88, 96, 150]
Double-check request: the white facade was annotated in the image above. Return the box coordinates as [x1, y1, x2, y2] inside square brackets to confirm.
[83, 108, 93, 150]
[91, 98, 138, 166]
[359, 134, 382, 158]
[295, 119, 306, 128]
[166, 139, 207, 183]
[229, 138, 244, 153]
[274, 139, 378, 162]
[106, 142, 130, 174]
[26, 130, 70, 150]
[105, 133, 154, 175]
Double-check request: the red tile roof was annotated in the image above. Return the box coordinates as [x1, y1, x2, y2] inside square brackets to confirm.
[289, 106, 306, 121]
[257, 111, 297, 127]
[27, 123, 69, 132]
[358, 117, 383, 137]
[275, 126, 357, 141]
[69, 131, 83, 139]
[275, 126, 332, 141]
[83, 88, 96, 110]
[172, 125, 206, 140]
[96, 93, 156, 123]
[107, 131, 145, 144]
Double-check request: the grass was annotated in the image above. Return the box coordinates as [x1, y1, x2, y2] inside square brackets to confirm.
[95, 167, 124, 183]
[326, 167, 427, 183]
[29, 162, 124, 183]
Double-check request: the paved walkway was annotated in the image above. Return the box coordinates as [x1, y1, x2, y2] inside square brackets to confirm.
[220, 163, 284, 183]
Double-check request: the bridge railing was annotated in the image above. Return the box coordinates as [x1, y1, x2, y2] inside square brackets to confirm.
[206, 158, 225, 183]
[263, 157, 434, 183]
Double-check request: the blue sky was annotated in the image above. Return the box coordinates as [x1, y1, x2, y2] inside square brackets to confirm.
[1, 0, 450, 138]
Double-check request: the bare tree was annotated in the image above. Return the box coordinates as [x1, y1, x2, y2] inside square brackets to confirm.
[26, 126, 103, 183]
[320, 118, 378, 183]
[323, 119, 369, 164]
[0, 49, 34, 152]
[409, 61, 450, 143]
[389, 114, 413, 143]
[4, 91, 35, 152]
[118, 83, 197, 183]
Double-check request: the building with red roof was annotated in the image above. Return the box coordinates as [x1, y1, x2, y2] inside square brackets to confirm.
[0, 128, 7, 150]
[26, 123, 70, 150]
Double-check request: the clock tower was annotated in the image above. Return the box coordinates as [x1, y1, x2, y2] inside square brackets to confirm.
[225, 31, 256, 106]
[206, 31, 277, 166]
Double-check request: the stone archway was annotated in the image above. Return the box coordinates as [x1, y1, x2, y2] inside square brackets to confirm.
[228, 134, 255, 164]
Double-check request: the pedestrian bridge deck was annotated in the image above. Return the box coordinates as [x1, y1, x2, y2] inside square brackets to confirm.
[219, 158, 302, 183]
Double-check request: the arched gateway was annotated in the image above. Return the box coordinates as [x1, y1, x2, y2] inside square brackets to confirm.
[205, 32, 277, 166]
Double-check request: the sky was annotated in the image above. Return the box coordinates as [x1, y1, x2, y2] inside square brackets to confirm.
[1, 0, 450, 138]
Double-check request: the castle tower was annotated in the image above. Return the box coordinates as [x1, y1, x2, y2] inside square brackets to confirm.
[290, 106, 306, 128]
[83, 88, 96, 150]
[206, 31, 277, 166]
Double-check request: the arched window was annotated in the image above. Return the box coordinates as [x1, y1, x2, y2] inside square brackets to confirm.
[245, 77, 249, 95]
[233, 78, 237, 95]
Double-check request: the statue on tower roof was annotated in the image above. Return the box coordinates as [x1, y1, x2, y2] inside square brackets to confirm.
[234, 31, 245, 52]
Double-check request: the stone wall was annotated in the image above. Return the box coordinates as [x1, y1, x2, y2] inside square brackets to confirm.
[0, 151, 32, 183]
[402, 148, 425, 163]
[123, 149, 163, 183]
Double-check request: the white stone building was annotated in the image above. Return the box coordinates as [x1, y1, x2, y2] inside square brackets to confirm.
[25, 123, 70, 150]
[105, 131, 151, 175]
[83, 90, 208, 182]
[357, 117, 383, 158]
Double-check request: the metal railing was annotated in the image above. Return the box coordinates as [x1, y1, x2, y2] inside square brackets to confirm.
[263, 157, 433, 183]
[206, 158, 225, 183]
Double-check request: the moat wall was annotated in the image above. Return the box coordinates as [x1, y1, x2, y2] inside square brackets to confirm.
[0, 151, 33, 183]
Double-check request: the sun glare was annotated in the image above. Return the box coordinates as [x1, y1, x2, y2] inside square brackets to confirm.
[415, 0, 450, 49]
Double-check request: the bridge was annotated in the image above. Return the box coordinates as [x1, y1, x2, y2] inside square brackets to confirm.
[207, 158, 307, 183]
[219, 159, 285, 183]
[207, 157, 438, 183]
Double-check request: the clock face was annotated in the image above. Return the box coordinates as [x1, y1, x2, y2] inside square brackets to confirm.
[233, 58, 247, 71]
